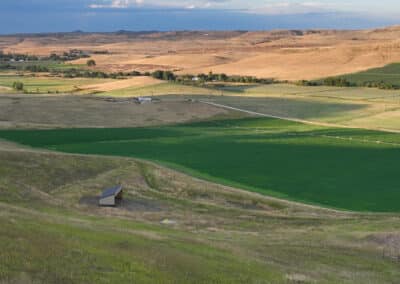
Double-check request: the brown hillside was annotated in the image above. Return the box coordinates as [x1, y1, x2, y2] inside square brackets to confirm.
[1, 27, 400, 80]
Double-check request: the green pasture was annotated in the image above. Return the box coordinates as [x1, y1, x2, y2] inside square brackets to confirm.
[1, 60, 85, 71]
[2, 117, 400, 212]
[339, 63, 400, 86]
[214, 83, 400, 102]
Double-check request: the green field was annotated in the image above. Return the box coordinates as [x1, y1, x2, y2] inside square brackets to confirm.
[2, 117, 400, 212]
[0, 60, 85, 71]
[317, 63, 400, 88]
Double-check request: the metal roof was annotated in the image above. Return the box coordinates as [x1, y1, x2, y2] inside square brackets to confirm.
[101, 185, 123, 198]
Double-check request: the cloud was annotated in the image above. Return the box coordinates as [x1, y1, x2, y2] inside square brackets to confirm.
[89, 0, 230, 9]
[252, 1, 337, 15]
[89, 0, 144, 9]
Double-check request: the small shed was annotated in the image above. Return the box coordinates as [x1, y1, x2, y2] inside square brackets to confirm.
[99, 185, 123, 206]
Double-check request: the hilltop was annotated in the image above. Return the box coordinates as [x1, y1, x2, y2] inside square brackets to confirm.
[2, 26, 400, 80]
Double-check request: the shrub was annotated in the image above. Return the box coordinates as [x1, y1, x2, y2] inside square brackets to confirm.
[12, 81, 24, 91]
[86, 59, 96, 67]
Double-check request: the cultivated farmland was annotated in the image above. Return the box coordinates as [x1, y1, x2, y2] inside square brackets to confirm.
[2, 117, 400, 212]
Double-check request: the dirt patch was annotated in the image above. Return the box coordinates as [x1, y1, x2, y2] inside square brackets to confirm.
[80, 195, 164, 212]
[366, 233, 400, 247]
[0, 86, 12, 91]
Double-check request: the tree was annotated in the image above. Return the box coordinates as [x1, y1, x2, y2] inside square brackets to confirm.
[87, 59, 96, 67]
[218, 73, 228, 82]
[12, 81, 24, 91]
[151, 70, 164, 80]
[131, 71, 142, 76]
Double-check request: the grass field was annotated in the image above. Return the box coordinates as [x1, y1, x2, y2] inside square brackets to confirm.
[191, 83, 400, 131]
[2, 117, 400, 212]
[335, 63, 400, 87]
[101, 82, 400, 131]
[102, 82, 223, 97]
[2, 140, 400, 283]
[0, 94, 236, 129]
[1, 60, 85, 71]
[0, 74, 113, 94]
[212, 83, 400, 102]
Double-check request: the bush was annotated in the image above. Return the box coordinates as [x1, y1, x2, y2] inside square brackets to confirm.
[130, 71, 142, 76]
[323, 77, 353, 87]
[87, 59, 96, 67]
[12, 81, 24, 91]
[24, 65, 49, 72]
[151, 70, 176, 81]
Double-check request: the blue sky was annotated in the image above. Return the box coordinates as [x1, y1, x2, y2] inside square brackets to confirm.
[0, 0, 399, 33]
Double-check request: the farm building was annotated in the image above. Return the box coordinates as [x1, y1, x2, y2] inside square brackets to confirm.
[99, 185, 123, 206]
[134, 97, 153, 104]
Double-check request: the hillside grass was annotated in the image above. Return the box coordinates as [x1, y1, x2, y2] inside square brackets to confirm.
[2, 143, 400, 283]
[2, 117, 400, 212]
[337, 63, 400, 87]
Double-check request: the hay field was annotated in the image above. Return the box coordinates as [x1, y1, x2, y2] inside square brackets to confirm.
[79, 76, 161, 92]
[0, 94, 238, 129]
[3, 27, 400, 80]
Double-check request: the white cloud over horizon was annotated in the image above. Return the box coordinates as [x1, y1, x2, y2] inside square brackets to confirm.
[0, 0, 399, 33]
[86, 0, 400, 17]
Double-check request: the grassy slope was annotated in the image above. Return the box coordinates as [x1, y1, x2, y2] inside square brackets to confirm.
[2, 143, 400, 283]
[0, 148, 280, 283]
[2, 118, 400, 212]
[336, 63, 400, 86]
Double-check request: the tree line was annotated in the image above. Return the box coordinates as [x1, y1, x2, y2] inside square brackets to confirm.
[151, 70, 276, 85]
[297, 77, 400, 90]
[0, 50, 90, 63]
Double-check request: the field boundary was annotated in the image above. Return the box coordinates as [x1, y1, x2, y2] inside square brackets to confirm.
[199, 100, 400, 134]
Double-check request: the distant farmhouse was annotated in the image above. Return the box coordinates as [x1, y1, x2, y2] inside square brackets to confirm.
[134, 97, 153, 104]
[99, 185, 123, 206]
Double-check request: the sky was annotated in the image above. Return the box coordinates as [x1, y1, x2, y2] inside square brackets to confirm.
[0, 0, 399, 34]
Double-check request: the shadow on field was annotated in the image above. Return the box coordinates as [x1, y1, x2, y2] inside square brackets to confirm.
[206, 95, 369, 120]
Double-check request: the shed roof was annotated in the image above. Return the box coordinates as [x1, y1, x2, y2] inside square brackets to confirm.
[101, 185, 123, 198]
